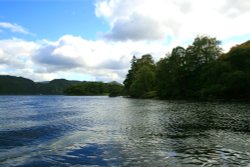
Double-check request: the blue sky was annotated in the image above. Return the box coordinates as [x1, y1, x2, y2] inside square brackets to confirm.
[0, 0, 107, 40]
[0, 0, 250, 82]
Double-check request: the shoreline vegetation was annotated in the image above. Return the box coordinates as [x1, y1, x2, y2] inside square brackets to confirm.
[0, 36, 249, 100]
[123, 36, 250, 100]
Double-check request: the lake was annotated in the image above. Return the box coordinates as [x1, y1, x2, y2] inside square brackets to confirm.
[0, 96, 250, 166]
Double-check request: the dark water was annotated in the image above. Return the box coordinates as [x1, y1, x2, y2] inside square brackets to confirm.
[1, 96, 250, 167]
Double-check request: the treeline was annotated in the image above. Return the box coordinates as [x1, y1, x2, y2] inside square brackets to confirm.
[63, 81, 123, 97]
[123, 36, 250, 100]
[0, 75, 123, 96]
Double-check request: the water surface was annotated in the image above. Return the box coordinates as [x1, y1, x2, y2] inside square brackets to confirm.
[1, 96, 250, 166]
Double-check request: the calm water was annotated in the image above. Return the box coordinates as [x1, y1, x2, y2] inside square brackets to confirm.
[1, 96, 250, 167]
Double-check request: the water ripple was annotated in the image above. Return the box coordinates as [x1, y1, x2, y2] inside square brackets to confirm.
[0, 96, 250, 166]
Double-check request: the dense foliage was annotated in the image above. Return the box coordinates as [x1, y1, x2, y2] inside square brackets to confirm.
[124, 36, 250, 100]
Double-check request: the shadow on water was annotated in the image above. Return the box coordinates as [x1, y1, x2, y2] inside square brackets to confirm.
[0, 125, 68, 149]
[18, 143, 123, 167]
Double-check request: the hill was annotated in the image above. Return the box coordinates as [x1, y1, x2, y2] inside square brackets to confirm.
[37, 79, 81, 95]
[0, 75, 123, 96]
[0, 75, 37, 95]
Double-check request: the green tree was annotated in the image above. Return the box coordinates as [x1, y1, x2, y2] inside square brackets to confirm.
[220, 40, 250, 99]
[123, 55, 138, 94]
[156, 47, 187, 98]
[108, 82, 124, 97]
[124, 54, 156, 98]
[225, 40, 250, 71]
[184, 36, 222, 98]
[155, 36, 222, 99]
[129, 65, 156, 98]
[185, 36, 222, 72]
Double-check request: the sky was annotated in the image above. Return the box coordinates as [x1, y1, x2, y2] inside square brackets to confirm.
[0, 0, 250, 82]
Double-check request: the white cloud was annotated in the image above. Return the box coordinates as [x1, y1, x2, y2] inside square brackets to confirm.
[0, 22, 30, 34]
[0, 35, 169, 82]
[102, 13, 165, 41]
[0, 38, 43, 80]
[95, 0, 250, 47]
[0, 38, 39, 68]
[32, 35, 169, 82]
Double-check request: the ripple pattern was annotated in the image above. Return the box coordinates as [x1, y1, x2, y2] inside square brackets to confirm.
[0, 96, 250, 166]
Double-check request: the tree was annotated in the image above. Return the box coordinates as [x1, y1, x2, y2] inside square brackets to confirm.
[156, 47, 187, 98]
[185, 36, 222, 72]
[108, 82, 124, 97]
[124, 54, 156, 98]
[123, 55, 138, 94]
[129, 65, 156, 98]
[184, 36, 222, 98]
[155, 36, 222, 99]
[225, 40, 250, 71]
[219, 40, 250, 99]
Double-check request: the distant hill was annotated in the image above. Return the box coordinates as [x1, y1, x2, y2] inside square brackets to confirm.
[0, 75, 123, 96]
[0, 75, 37, 95]
[36, 79, 81, 95]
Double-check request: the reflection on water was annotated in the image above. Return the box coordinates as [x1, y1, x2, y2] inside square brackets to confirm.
[1, 96, 250, 166]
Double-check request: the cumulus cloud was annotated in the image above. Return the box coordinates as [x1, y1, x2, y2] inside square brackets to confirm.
[103, 13, 165, 41]
[95, 0, 250, 45]
[99, 56, 129, 69]
[0, 35, 169, 82]
[0, 38, 51, 81]
[33, 43, 82, 71]
[0, 22, 30, 34]
[32, 35, 168, 82]
[0, 38, 39, 68]
[33, 35, 130, 72]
